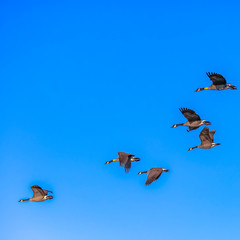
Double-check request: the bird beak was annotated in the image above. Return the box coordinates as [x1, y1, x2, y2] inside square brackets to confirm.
[188, 148, 193, 151]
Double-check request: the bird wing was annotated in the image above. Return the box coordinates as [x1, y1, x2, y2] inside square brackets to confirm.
[31, 185, 46, 198]
[209, 129, 216, 141]
[43, 190, 53, 195]
[199, 127, 212, 144]
[118, 152, 134, 166]
[145, 168, 162, 186]
[188, 126, 199, 131]
[124, 160, 131, 173]
[179, 108, 201, 121]
[206, 72, 226, 85]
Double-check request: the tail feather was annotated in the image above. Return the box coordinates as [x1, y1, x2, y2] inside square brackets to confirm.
[229, 84, 237, 90]
[131, 157, 140, 162]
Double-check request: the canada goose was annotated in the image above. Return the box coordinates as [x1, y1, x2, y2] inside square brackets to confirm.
[105, 152, 140, 173]
[171, 108, 211, 132]
[188, 126, 220, 151]
[138, 168, 169, 185]
[195, 72, 237, 92]
[19, 185, 53, 202]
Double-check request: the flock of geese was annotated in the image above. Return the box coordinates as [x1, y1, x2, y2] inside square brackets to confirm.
[19, 72, 237, 203]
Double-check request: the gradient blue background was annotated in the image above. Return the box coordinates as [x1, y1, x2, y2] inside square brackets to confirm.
[1, 1, 240, 239]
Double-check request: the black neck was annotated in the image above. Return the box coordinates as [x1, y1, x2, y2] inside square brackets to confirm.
[20, 198, 30, 202]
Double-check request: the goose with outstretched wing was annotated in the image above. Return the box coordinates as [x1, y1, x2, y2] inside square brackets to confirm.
[19, 185, 53, 202]
[195, 72, 237, 92]
[188, 127, 220, 151]
[138, 168, 169, 185]
[171, 108, 211, 132]
[105, 152, 140, 173]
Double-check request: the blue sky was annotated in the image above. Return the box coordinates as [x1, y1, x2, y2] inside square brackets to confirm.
[1, 1, 240, 239]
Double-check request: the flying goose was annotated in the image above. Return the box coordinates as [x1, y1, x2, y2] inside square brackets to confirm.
[105, 152, 140, 173]
[19, 185, 53, 202]
[171, 108, 211, 132]
[195, 72, 237, 92]
[138, 168, 169, 185]
[188, 126, 220, 151]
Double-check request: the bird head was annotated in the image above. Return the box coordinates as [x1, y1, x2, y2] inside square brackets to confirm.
[195, 88, 201, 92]
[137, 172, 142, 175]
[171, 124, 177, 128]
[19, 199, 24, 202]
[105, 159, 117, 164]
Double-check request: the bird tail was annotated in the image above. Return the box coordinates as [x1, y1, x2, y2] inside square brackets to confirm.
[229, 84, 237, 90]
[131, 157, 140, 162]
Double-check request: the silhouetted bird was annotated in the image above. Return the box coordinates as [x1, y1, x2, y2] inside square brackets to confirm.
[195, 72, 237, 92]
[188, 126, 220, 151]
[138, 168, 169, 185]
[105, 152, 140, 173]
[171, 108, 211, 132]
[19, 185, 53, 202]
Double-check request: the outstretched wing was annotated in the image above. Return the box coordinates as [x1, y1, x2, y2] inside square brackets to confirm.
[124, 160, 131, 173]
[145, 168, 162, 186]
[31, 185, 46, 198]
[199, 127, 212, 144]
[206, 72, 226, 85]
[209, 129, 216, 141]
[43, 190, 53, 195]
[179, 108, 201, 121]
[188, 126, 199, 131]
[118, 152, 134, 166]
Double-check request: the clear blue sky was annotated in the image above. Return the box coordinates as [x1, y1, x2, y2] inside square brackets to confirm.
[1, 1, 240, 239]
